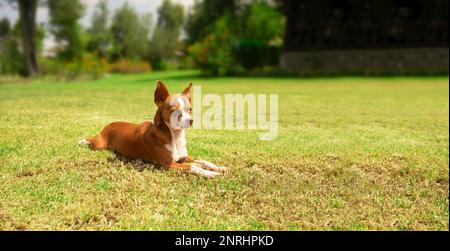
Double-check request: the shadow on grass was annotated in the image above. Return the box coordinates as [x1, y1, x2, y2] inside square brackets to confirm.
[107, 152, 159, 172]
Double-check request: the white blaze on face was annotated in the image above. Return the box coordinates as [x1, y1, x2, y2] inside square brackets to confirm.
[170, 95, 192, 130]
[166, 95, 191, 162]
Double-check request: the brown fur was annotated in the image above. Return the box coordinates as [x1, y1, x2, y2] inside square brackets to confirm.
[85, 81, 193, 170]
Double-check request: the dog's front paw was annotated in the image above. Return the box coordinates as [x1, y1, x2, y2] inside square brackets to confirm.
[194, 160, 228, 173]
[203, 170, 221, 178]
[215, 166, 228, 173]
[190, 164, 221, 178]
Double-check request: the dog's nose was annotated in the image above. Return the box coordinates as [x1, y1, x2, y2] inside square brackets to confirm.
[190, 119, 193, 126]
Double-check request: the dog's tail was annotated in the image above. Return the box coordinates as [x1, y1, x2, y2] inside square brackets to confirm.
[78, 134, 108, 151]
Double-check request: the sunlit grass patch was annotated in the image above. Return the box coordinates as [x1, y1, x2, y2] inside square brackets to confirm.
[0, 71, 448, 230]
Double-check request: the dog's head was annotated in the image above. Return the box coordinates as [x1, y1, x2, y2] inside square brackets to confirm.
[154, 80, 193, 130]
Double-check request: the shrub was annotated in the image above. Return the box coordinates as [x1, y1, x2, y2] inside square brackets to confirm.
[189, 14, 238, 76]
[153, 57, 194, 71]
[239, 2, 285, 44]
[0, 37, 24, 75]
[188, 2, 285, 76]
[235, 39, 282, 69]
[78, 54, 109, 79]
[177, 56, 195, 70]
[39, 53, 109, 80]
[109, 60, 152, 74]
[39, 58, 64, 76]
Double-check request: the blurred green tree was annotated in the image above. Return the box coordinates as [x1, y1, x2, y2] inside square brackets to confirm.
[188, 0, 285, 74]
[0, 18, 11, 38]
[240, 2, 284, 42]
[87, 0, 112, 58]
[148, 0, 184, 69]
[185, 0, 238, 44]
[110, 3, 151, 60]
[0, 18, 21, 75]
[0, 20, 24, 75]
[48, 0, 85, 60]
[236, 1, 284, 69]
[0, 17, 45, 75]
[189, 14, 238, 76]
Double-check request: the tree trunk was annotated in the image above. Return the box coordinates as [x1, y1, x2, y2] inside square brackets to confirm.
[18, 0, 38, 77]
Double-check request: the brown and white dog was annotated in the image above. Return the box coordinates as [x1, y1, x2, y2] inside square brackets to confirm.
[78, 81, 226, 178]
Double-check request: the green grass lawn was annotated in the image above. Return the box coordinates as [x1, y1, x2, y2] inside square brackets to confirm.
[0, 71, 448, 230]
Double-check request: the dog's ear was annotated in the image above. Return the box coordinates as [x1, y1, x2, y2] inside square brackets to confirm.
[155, 80, 169, 107]
[182, 83, 193, 101]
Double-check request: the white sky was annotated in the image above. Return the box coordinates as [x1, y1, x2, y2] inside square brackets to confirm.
[0, 0, 194, 52]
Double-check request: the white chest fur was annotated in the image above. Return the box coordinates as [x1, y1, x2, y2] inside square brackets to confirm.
[164, 128, 188, 162]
